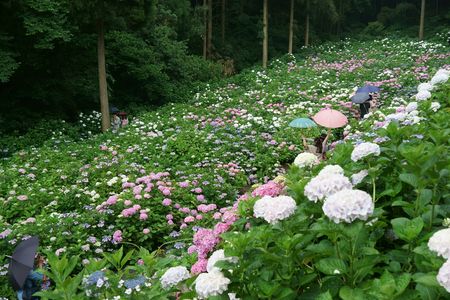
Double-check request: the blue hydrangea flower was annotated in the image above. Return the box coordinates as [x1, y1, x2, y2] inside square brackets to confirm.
[85, 271, 105, 286]
[124, 275, 146, 289]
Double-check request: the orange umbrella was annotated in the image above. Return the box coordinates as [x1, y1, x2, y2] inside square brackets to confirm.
[312, 109, 348, 155]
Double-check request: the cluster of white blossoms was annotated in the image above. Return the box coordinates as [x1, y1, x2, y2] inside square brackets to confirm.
[351, 170, 369, 186]
[322, 189, 374, 224]
[304, 173, 352, 202]
[417, 82, 434, 92]
[351, 142, 381, 162]
[415, 90, 432, 101]
[431, 69, 450, 85]
[430, 102, 441, 112]
[318, 165, 344, 176]
[427, 227, 450, 292]
[195, 271, 231, 299]
[160, 266, 191, 289]
[253, 195, 297, 224]
[293, 152, 320, 168]
[405, 102, 418, 113]
[206, 249, 237, 273]
[415, 68, 449, 101]
[428, 228, 450, 259]
[437, 260, 450, 293]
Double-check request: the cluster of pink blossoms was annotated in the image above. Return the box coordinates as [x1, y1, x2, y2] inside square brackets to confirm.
[251, 180, 284, 198]
[189, 208, 238, 274]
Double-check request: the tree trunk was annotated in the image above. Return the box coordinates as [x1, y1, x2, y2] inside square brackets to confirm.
[419, 0, 425, 40]
[208, 0, 213, 58]
[221, 0, 226, 44]
[203, 0, 207, 59]
[305, 0, 310, 46]
[288, 0, 294, 54]
[97, 18, 110, 132]
[263, 0, 268, 68]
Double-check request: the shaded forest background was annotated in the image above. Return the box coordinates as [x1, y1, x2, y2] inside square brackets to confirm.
[0, 0, 449, 134]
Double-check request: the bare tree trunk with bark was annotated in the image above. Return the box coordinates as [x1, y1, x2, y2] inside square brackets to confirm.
[203, 0, 207, 59]
[263, 0, 268, 68]
[97, 17, 110, 132]
[419, 0, 426, 40]
[208, 0, 213, 58]
[305, 0, 310, 46]
[221, 0, 226, 44]
[288, 0, 294, 54]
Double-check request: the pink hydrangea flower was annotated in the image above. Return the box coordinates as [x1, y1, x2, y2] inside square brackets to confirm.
[17, 195, 28, 201]
[184, 216, 195, 223]
[113, 230, 122, 243]
[213, 222, 231, 235]
[162, 198, 172, 206]
[124, 200, 132, 206]
[106, 195, 118, 205]
[139, 213, 148, 221]
[193, 229, 220, 258]
[251, 181, 283, 198]
[196, 215, 203, 220]
[143, 228, 150, 234]
[179, 181, 189, 188]
[166, 214, 174, 220]
[213, 212, 222, 220]
[197, 195, 205, 202]
[191, 259, 208, 274]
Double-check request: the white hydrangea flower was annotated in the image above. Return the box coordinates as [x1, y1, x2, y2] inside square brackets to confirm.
[160, 266, 191, 289]
[431, 70, 449, 85]
[195, 271, 231, 299]
[405, 102, 418, 113]
[351, 170, 368, 185]
[322, 189, 374, 224]
[304, 173, 353, 202]
[417, 82, 434, 92]
[293, 152, 320, 168]
[415, 90, 431, 101]
[385, 112, 407, 122]
[430, 102, 441, 112]
[351, 142, 381, 162]
[437, 260, 450, 293]
[253, 195, 297, 224]
[207, 250, 237, 273]
[428, 228, 450, 259]
[318, 165, 344, 176]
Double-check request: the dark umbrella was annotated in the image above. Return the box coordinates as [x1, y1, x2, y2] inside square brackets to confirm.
[351, 92, 371, 104]
[357, 85, 380, 93]
[109, 106, 119, 114]
[8, 236, 39, 290]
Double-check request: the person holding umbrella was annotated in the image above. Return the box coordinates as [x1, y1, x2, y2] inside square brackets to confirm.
[288, 117, 317, 151]
[312, 108, 348, 158]
[350, 92, 372, 119]
[8, 236, 48, 300]
[16, 254, 47, 300]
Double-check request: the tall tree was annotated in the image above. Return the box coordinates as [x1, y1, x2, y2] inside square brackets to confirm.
[96, 4, 109, 132]
[305, 0, 310, 46]
[221, 0, 226, 44]
[288, 0, 294, 53]
[203, 0, 207, 59]
[419, 0, 425, 40]
[207, 0, 213, 58]
[263, 0, 268, 68]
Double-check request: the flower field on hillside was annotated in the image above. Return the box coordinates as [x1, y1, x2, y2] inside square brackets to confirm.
[0, 36, 449, 299]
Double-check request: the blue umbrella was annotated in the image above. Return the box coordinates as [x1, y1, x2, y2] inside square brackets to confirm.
[357, 85, 380, 93]
[289, 118, 317, 149]
[351, 92, 371, 104]
[288, 118, 317, 128]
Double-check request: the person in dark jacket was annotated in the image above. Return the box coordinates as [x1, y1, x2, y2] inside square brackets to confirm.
[359, 94, 372, 119]
[17, 255, 48, 300]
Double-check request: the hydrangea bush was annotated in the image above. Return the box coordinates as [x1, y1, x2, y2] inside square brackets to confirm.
[0, 35, 449, 298]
